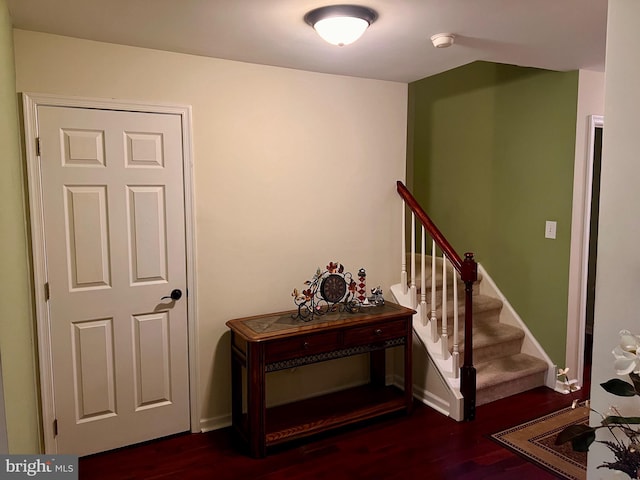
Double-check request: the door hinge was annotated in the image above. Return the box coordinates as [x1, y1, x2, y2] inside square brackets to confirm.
[53, 419, 58, 437]
[44, 282, 50, 301]
[36, 137, 41, 156]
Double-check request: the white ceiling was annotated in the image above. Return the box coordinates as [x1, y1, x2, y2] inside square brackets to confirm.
[7, 0, 608, 83]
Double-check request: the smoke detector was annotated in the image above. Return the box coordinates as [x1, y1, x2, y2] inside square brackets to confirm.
[430, 33, 455, 48]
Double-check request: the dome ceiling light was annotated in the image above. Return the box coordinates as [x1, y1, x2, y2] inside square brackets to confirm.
[304, 5, 378, 47]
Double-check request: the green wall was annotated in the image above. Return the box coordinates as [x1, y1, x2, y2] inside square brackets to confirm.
[408, 61, 578, 366]
[0, 0, 41, 453]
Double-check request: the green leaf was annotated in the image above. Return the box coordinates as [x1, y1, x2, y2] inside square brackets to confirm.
[555, 424, 597, 452]
[602, 415, 640, 425]
[629, 372, 640, 395]
[572, 430, 596, 452]
[601, 378, 636, 396]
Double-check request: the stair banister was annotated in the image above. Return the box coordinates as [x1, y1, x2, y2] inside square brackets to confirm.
[430, 240, 437, 342]
[401, 202, 408, 294]
[419, 226, 427, 326]
[452, 260, 460, 378]
[441, 257, 449, 359]
[396, 181, 478, 421]
[410, 213, 417, 308]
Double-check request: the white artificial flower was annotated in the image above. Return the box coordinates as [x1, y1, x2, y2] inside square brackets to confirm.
[611, 330, 640, 375]
[613, 346, 640, 375]
[612, 329, 640, 375]
[619, 330, 640, 351]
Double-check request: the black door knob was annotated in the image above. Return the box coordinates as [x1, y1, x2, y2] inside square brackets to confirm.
[161, 289, 183, 301]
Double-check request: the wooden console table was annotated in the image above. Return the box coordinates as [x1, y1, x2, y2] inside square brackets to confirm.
[226, 302, 415, 457]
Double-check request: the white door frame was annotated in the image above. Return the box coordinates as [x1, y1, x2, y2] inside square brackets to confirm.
[22, 93, 199, 453]
[565, 114, 603, 386]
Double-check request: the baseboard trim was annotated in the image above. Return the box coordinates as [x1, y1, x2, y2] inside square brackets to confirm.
[200, 414, 231, 433]
[391, 373, 451, 417]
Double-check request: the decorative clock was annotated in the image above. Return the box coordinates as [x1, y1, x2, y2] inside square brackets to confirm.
[291, 261, 358, 321]
[291, 262, 385, 321]
[320, 274, 347, 303]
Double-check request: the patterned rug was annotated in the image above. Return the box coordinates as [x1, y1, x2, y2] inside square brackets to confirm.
[490, 403, 589, 480]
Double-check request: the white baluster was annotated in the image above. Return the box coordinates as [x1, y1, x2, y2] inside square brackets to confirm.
[441, 255, 450, 360]
[409, 213, 417, 309]
[452, 262, 460, 378]
[420, 226, 427, 326]
[430, 240, 438, 342]
[401, 202, 407, 294]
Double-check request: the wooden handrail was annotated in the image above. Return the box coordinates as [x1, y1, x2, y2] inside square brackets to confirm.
[396, 180, 478, 420]
[397, 182, 460, 273]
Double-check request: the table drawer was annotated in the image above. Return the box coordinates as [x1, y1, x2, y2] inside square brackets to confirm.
[343, 319, 407, 347]
[265, 331, 340, 363]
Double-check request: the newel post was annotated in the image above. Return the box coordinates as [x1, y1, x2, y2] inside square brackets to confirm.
[460, 252, 478, 421]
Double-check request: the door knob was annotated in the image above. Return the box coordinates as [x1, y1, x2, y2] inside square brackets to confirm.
[161, 289, 183, 301]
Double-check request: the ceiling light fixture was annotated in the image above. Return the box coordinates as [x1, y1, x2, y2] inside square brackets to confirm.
[304, 5, 378, 47]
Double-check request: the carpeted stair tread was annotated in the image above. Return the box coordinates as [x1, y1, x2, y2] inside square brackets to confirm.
[475, 353, 548, 406]
[451, 322, 524, 364]
[432, 294, 503, 326]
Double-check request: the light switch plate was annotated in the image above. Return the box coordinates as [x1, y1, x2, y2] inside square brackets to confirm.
[545, 221, 557, 239]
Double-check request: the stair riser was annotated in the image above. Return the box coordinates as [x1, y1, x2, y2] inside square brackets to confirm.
[454, 337, 523, 365]
[476, 371, 546, 406]
[435, 306, 503, 330]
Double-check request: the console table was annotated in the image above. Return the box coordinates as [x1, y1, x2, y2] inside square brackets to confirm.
[226, 302, 415, 457]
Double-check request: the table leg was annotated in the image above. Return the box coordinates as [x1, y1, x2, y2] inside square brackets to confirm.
[404, 329, 414, 413]
[230, 342, 242, 431]
[247, 343, 266, 457]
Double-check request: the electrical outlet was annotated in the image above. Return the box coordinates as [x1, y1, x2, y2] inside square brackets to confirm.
[545, 221, 557, 239]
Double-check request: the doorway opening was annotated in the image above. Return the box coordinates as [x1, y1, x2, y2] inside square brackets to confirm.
[582, 116, 603, 387]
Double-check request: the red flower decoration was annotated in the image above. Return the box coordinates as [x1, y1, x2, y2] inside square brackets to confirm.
[327, 262, 338, 273]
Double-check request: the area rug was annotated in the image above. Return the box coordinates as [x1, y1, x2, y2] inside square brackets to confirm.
[490, 403, 589, 480]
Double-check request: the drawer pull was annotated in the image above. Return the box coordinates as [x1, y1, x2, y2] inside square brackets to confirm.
[374, 329, 383, 336]
[303, 341, 310, 349]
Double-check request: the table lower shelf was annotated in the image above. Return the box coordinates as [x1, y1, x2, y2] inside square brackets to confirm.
[262, 384, 410, 447]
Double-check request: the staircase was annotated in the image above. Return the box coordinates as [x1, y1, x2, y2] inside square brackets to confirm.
[392, 181, 554, 421]
[392, 257, 553, 420]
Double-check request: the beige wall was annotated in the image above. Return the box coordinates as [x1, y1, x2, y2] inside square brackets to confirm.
[0, 2, 41, 454]
[588, 0, 640, 477]
[565, 69, 605, 381]
[12, 29, 408, 434]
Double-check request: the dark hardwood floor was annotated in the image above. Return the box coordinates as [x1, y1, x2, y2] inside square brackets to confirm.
[79, 380, 589, 480]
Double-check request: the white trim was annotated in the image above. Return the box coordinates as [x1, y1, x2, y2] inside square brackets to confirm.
[577, 115, 603, 385]
[391, 372, 453, 418]
[565, 114, 603, 386]
[21, 93, 200, 453]
[199, 415, 231, 433]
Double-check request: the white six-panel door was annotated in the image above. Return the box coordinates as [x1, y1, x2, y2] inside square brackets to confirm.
[36, 105, 191, 455]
